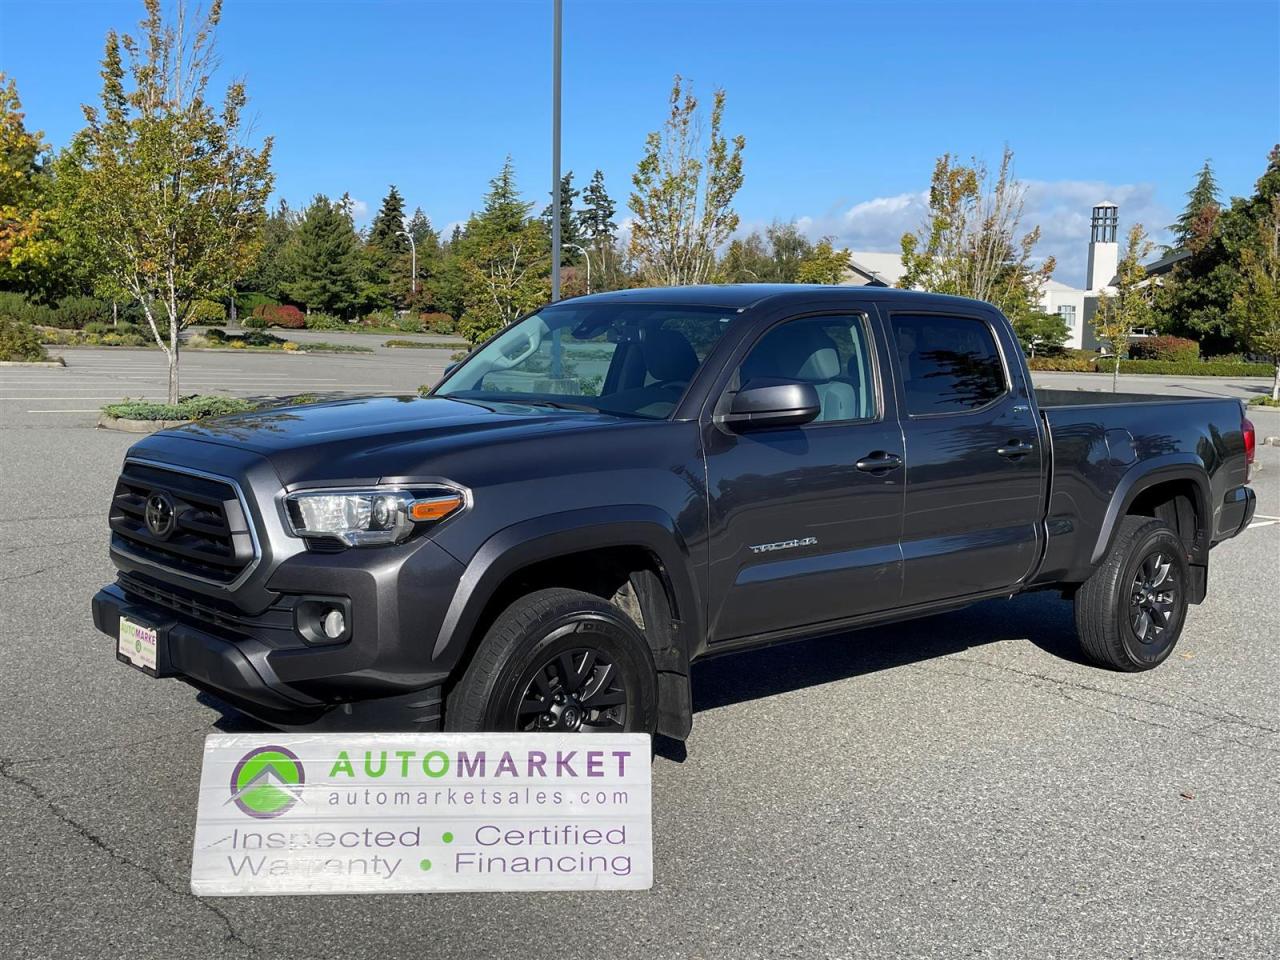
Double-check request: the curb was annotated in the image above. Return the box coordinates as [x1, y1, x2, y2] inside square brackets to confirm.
[0, 358, 65, 367]
[97, 414, 191, 434]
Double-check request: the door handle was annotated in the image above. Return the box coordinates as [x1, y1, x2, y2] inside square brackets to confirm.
[996, 441, 1035, 459]
[855, 452, 903, 473]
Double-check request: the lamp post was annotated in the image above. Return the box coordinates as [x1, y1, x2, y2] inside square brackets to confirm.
[398, 229, 417, 295]
[550, 0, 563, 302]
[566, 243, 591, 294]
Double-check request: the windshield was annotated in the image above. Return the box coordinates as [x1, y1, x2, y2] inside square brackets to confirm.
[433, 302, 738, 419]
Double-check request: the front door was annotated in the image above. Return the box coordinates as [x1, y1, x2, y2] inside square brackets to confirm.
[703, 312, 906, 643]
[885, 310, 1044, 606]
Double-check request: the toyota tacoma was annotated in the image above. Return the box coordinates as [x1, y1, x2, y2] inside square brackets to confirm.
[92, 286, 1258, 738]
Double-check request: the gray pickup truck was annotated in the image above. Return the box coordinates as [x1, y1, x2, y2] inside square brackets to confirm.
[92, 286, 1257, 739]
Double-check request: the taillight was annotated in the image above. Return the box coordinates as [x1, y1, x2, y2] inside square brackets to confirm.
[1243, 416, 1256, 481]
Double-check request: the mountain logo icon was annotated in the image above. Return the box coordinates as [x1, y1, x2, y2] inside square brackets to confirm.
[228, 746, 306, 819]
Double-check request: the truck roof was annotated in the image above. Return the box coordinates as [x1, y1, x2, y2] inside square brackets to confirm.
[562, 283, 993, 312]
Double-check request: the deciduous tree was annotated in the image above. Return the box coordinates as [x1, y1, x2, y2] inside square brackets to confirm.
[59, 0, 272, 402]
[1093, 224, 1154, 391]
[628, 76, 745, 286]
[899, 147, 1055, 326]
[795, 238, 850, 285]
[0, 74, 57, 286]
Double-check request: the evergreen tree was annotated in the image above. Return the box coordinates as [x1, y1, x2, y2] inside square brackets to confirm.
[405, 207, 440, 260]
[1168, 160, 1221, 253]
[368, 185, 408, 255]
[456, 157, 549, 343]
[282, 194, 362, 316]
[241, 199, 295, 299]
[541, 171, 581, 261]
[579, 169, 617, 248]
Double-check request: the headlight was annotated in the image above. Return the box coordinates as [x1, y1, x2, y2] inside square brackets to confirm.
[285, 488, 465, 546]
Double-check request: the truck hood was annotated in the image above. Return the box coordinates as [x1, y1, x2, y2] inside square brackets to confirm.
[158, 395, 633, 485]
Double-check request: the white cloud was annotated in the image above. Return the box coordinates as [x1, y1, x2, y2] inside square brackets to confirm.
[793, 181, 1174, 289]
[348, 198, 370, 221]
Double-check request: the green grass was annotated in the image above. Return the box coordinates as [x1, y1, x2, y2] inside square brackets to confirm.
[384, 339, 470, 350]
[1249, 394, 1280, 407]
[294, 341, 373, 354]
[101, 395, 258, 422]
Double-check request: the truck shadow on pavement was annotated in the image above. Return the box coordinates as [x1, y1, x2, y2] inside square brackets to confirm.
[204, 591, 1084, 744]
[690, 590, 1083, 714]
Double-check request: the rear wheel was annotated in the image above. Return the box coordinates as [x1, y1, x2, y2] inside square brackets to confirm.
[1074, 515, 1189, 671]
[445, 588, 658, 734]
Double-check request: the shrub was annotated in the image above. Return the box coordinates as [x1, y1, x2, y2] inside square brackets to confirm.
[235, 291, 279, 315]
[55, 295, 111, 329]
[1101, 358, 1272, 376]
[1028, 354, 1096, 372]
[1129, 335, 1199, 362]
[392, 313, 424, 333]
[0, 315, 50, 361]
[102, 394, 257, 422]
[421, 312, 457, 335]
[240, 313, 267, 329]
[304, 312, 346, 331]
[361, 309, 397, 329]
[187, 299, 227, 326]
[0, 291, 58, 327]
[252, 303, 306, 329]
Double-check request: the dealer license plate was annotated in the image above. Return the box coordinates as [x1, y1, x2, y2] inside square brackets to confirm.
[118, 616, 159, 673]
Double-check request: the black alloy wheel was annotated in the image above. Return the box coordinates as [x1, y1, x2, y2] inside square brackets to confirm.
[515, 646, 628, 733]
[1129, 550, 1180, 649]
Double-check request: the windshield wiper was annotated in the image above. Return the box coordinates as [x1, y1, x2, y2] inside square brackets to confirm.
[514, 398, 601, 413]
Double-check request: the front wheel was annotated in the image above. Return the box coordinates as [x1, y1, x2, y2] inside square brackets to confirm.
[445, 588, 658, 734]
[1074, 515, 1190, 671]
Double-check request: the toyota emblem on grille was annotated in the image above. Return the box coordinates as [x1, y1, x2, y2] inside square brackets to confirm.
[144, 492, 176, 539]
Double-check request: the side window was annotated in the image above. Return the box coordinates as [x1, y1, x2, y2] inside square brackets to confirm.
[736, 315, 877, 423]
[891, 314, 1007, 416]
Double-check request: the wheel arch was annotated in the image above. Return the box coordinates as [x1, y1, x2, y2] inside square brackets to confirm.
[434, 505, 700, 660]
[1091, 455, 1211, 576]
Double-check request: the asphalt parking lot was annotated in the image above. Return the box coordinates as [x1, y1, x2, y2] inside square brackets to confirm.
[2, 349, 1278, 959]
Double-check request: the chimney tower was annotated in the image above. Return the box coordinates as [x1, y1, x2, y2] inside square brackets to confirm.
[1086, 202, 1119, 291]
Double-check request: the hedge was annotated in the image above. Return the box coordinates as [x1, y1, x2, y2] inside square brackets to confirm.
[102, 395, 257, 421]
[1128, 335, 1199, 362]
[1104, 358, 1273, 376]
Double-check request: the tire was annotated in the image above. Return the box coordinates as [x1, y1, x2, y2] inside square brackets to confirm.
[445, 587, 659, 734]
[1074, 515, 1190, 671]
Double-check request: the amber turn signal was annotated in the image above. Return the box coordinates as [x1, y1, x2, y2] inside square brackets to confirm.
[409, 494, 464, 522]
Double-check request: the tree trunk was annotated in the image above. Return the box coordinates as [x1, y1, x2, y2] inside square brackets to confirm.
[1272, 361, 1279, 402]
[229, 292, 238, 331]
[112, 300, 118, 328]
[1113, 354, 1120, 393]
[168, 308, 180, 404]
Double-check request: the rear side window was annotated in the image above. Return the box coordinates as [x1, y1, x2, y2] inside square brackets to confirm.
[890, 314, 1007, 416]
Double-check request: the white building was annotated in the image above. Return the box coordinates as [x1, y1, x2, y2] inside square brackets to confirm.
[838, 200, 1138, 351]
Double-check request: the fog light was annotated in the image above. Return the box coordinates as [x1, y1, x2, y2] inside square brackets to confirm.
[321, 608, 346, 640]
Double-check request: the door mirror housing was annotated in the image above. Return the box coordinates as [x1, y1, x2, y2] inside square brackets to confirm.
[717, 378, 821, 430]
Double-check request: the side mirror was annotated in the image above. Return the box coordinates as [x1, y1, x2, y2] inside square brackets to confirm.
[717, 378, 820, 430]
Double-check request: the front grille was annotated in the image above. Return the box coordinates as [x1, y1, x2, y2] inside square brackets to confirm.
[110, 460, 258, 585]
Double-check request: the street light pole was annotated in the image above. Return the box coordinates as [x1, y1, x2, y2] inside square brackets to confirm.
[398, 229, 417, 295]
[567, 243, 591, 294]
[550, 0, 562, 303]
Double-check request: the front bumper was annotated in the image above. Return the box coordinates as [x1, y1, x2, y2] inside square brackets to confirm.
[93, 584, 446, 730]
[92, 531, 467, 730]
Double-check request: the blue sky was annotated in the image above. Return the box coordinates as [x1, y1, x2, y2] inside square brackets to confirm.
[1, 0, 1276, 286]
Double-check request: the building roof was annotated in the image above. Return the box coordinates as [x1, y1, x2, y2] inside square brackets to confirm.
[1141, 249, 1192, 276]
[842, 250, 907, 287]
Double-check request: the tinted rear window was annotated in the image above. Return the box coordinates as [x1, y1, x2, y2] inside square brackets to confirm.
[890, 314, 1007, 415]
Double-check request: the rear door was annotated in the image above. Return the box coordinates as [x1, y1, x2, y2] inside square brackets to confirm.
[702, 310, 906, 643]
[885, 308, 1044, 605]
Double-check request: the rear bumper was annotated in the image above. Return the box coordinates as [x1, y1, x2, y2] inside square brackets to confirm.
[1216, 485, 1257, 542]
[92, 584, 444, 731]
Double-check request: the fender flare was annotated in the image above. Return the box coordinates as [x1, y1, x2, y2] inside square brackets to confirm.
[431, 504, 702, 671]
[1090, 454, 1212, 566]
